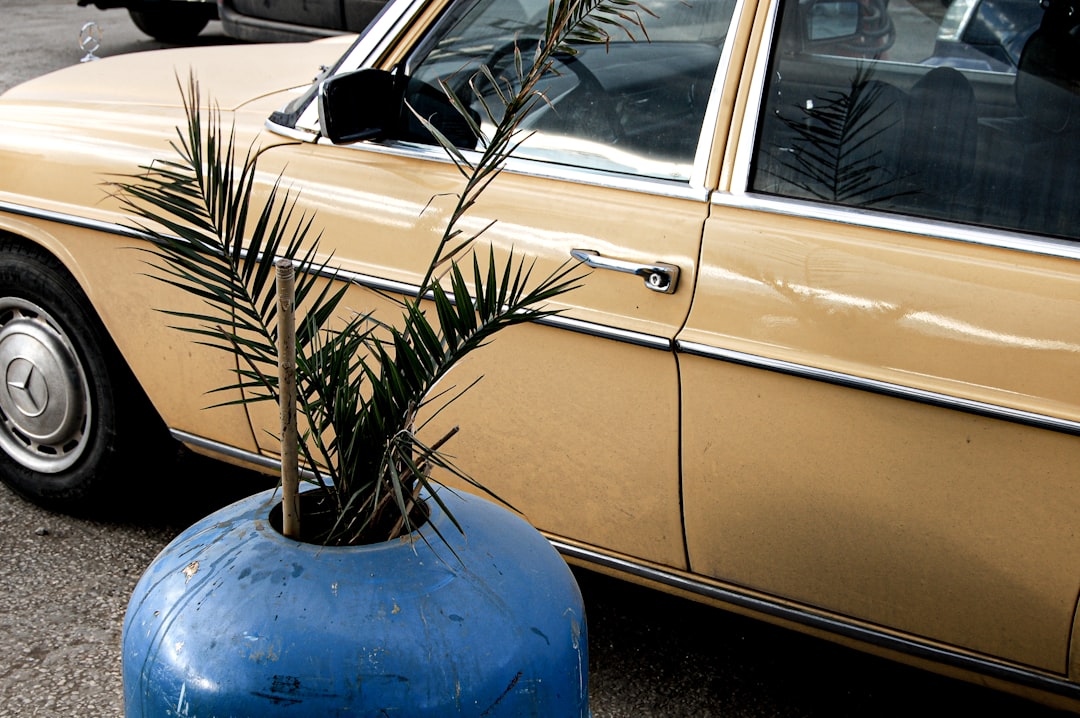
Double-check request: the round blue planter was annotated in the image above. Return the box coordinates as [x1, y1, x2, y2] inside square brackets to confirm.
[122, 487, 589, 717]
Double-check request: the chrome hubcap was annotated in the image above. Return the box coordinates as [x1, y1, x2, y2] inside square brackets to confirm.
[0, 299, 90, 473]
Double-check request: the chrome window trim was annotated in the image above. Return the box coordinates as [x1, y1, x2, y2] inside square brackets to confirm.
[678, 341, 1080, 436]
[553, 540, 1080, 702]
[334, 0, 428, 68]
[728, 0, 779, 193]
[310, 135, 714, 201]
[711, 192, 1080, 262]
[686, 0, 748, 190]
[266, 121, 317, 142]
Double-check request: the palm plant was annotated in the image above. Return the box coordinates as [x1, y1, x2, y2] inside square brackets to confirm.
[112, 0, 647, 546]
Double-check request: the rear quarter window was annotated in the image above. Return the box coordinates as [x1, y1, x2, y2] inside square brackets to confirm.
[749, 0, 1079, 241]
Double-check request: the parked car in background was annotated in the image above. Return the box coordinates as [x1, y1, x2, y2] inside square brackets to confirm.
[77, 0, 218, 43]
[929, 0, 1044, 71]
[76, 0, 389, 43]
[5, 0, 1080, 712]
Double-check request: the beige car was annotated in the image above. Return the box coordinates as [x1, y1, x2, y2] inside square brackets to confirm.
[1, 0, 1078, 709]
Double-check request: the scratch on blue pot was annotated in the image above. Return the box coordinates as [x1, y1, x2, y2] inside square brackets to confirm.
[478, 671, 522, 716]
[182, 561, 199, 583]
[242, 632, 281, 662]
[565, 607, 586, 699]
[530, 627, 550, 645]
[566, 608, 582, 649]
[272, 675, 301, 694]
[176, 682, 189, 716]
[250, 675, 305, 706]
[250, 692, 303, 707]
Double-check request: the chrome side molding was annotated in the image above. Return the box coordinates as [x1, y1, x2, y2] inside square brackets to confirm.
[551, 539, 1080, 702]
[678, 341, 1080, 437]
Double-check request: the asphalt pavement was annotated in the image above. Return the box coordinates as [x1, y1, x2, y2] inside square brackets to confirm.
[0, 2, 1072, 716]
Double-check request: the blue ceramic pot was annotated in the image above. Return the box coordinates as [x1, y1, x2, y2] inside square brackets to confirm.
[122, 487, 589, 717]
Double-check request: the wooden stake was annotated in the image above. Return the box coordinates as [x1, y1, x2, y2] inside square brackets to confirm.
[276, 258, 300, 539]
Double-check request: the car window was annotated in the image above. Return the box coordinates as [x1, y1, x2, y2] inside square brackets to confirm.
[401, 0, 737, 181]
[937, 0, 1043, 71]
[749, 0, 1080, 241]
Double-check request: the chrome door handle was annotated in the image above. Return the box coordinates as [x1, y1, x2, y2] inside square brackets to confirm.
[570, 249, 680, 294]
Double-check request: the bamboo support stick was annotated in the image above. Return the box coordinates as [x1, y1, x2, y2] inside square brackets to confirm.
[276, 259, 300, 540]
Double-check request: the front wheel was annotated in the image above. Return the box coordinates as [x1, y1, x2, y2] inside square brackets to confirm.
[0, 241, 166, 512]
[128, 2, 214, 43]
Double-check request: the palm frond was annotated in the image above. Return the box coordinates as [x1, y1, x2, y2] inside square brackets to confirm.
[115, 0, 642, 547]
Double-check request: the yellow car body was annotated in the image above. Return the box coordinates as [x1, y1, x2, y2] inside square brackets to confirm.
[1, 0, 1078, 709]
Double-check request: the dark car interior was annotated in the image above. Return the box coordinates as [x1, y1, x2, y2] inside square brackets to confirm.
[397, 0, 732, 179]
[751, 0, 1080, 241]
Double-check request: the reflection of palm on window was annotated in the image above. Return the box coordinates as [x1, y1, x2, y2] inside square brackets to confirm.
[773, 67, 912, 206]
[758, 60, 980, 221]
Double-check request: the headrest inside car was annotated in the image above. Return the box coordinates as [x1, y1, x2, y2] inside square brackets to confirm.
[1015, 1, 1080, 132]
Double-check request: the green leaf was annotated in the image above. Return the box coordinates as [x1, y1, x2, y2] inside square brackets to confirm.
[114, 0, 644, 547]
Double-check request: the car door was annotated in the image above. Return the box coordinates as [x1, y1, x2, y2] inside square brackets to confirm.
[247, 0, 744, 569]
[679, 0, 1080, 673]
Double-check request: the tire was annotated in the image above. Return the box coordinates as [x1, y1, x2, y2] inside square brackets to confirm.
[128, 3, 213, 44]
[0, 240, 166, 513]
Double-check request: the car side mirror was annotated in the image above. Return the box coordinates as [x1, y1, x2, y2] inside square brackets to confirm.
[318, 69, 403, 144]
[804, 0, 861, 43]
